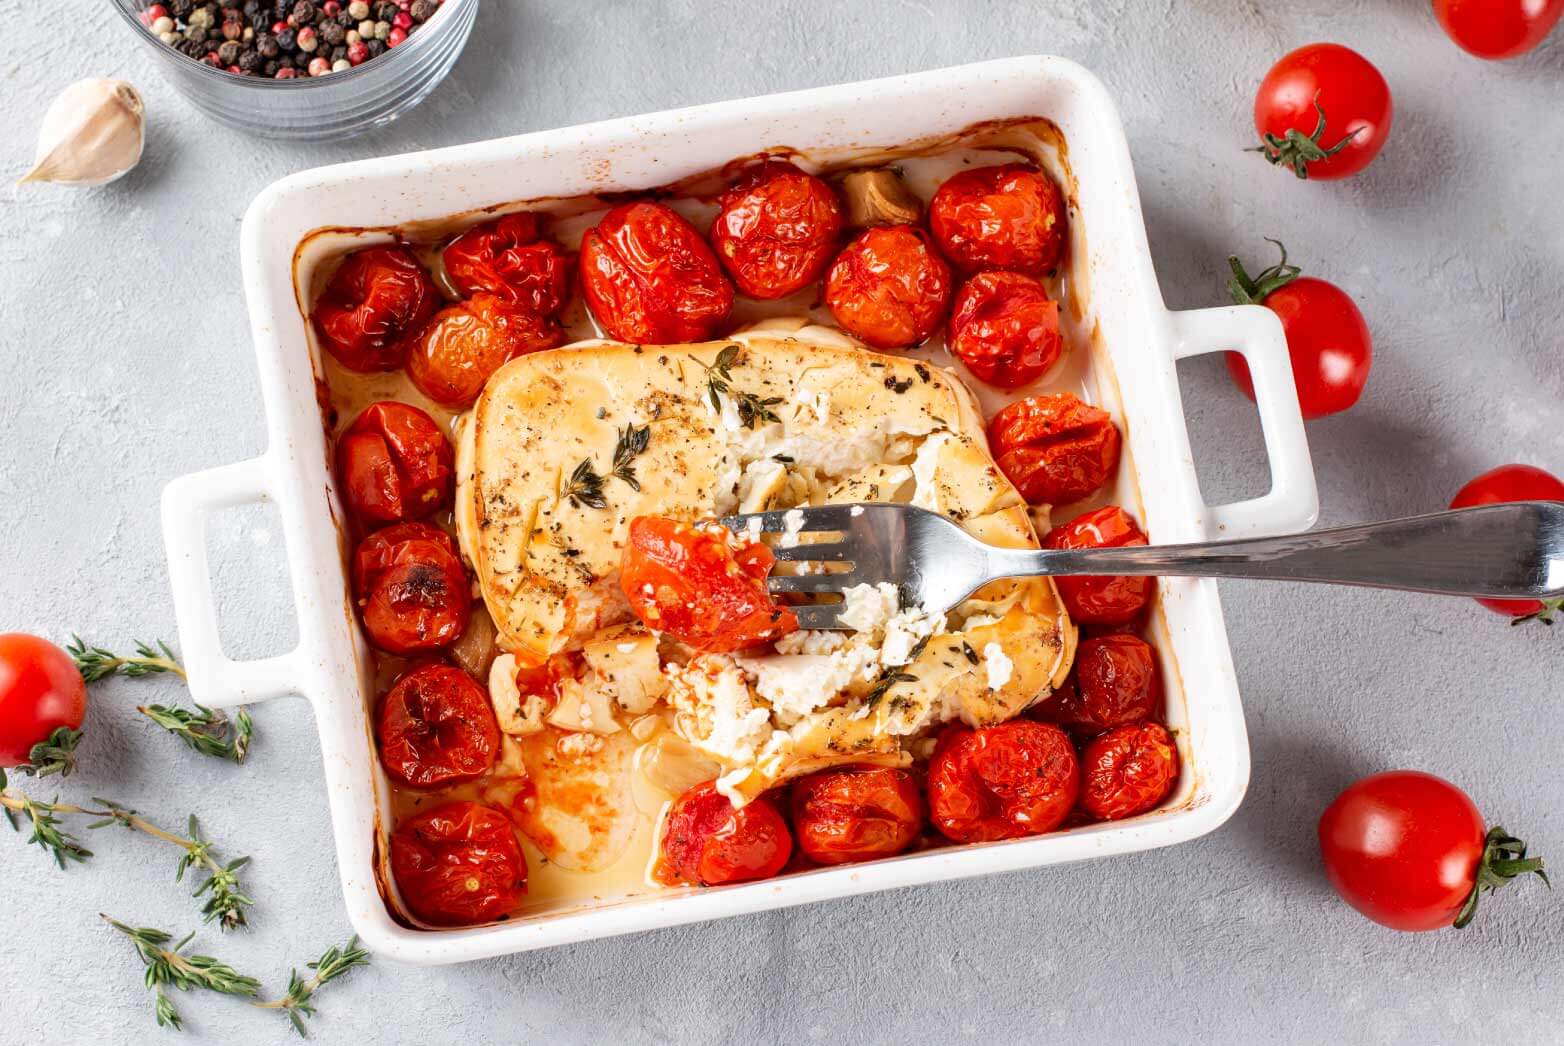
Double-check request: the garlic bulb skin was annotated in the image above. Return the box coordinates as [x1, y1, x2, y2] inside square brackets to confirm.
[20, 79, 146, 187]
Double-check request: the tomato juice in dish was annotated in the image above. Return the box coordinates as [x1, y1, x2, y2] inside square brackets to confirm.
[302, 118, 1182, 928]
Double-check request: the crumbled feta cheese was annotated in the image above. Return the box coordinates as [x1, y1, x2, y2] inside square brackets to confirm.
[837, 582, 899, 633]
[982, 642, 1014, 691]
[850, 505, 864, 517]
[489, 653, 548, 737]
[779, 507, 806, 548]
[736, 643, 881, 725]
[773, 629, 846, 655]
[668, 656, 774, 766]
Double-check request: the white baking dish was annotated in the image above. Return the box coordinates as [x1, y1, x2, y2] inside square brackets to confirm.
[161, 56, 1317, 964]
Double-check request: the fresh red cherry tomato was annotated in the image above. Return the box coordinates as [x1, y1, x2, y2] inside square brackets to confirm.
[928, 164, 1068, 276]
[335, 401, 454, 526]
[405, 293, 563, 409]
[824, 225, 953, 350]
[1224, 240, 1372, 420]
[442, 212, 572, 315]
[1432, 0, 1564, 59]
[1450, 464, 1564, 622]
[1042, 506, 1155, 625]
[928, 720, 1079, 842]
[312, 245, 439, 372]
[710, 160, 843, 300]
[1252, 43, 1392, 180]
[660, 781, 792, 886]
[353, 522, 471, 655]
[0, 634, 87, 770]
[987, 392, 1121, 505]
[390, 800, 528, 926]
[377, 663, 500, 788]
[1053, 634, 1162, 735]
[791, 766, 924, 865]
[621, 517, 797, 652]
[947, 271, 1063, 388]
[1319, 770, 1547, 931]
[1079, 721, 1179, 821]
[579, 201, 734, 344]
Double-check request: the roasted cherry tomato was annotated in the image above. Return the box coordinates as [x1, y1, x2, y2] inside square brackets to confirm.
[0, 634, 87, 769]
[987, 392, 1120, 505]
[1042, 506, 1155, 625]
[1450, 464, 1564, 622]
[928, 720, 1079, 842]
[312, 245, 439, 372]
[406, 293, 563, 409]
[947, 271, 1063, 388]
[791, 765, 924, 866]
[335, 401, 454, 526]
[353, 522, 471, 655]
[1055, 634, 1162, 735]
[579, 201, 734, 344]
[621, 517, 797, 652]
[442, 212, 572, 315]
[390, 800, 528, 926]
[661, 781, 792, 886]
[1320, 771, 1548, 932]
[1433, 0, 1564, 59]
[377, 663, 500, 788]
[824, 224, 952, 350]
[1225, 241, 1372, 419]
[1253, 43, 1392, 180]
[710, 160, 843, 300]
[1079, 722, 1179, 821]
[928, 164, 1068, 276]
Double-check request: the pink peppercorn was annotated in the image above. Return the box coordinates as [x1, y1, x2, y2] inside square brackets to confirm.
[308, 56, 332, 76]
[227, 64, 242, 73]
[392, 11, 412, 28]
[386, 25, 408, 45]
[347, 40, 369, 64]
[276, 67, 299, 78]
[296, 25, 318, 50]
[272, 19, 288, 31]
[323, 0, 341, 13]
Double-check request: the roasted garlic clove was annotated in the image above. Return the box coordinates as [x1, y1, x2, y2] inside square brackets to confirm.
[21, 78, 146, 187]
[839, 168, 923, 229]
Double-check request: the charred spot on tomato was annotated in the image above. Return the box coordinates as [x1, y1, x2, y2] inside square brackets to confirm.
[353, 523, 471, 656]
[377, 663, 500, 789]
[312, 245, 439, 373]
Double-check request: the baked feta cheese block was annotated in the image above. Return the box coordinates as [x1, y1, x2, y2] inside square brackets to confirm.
[455, 321, 1076, 802]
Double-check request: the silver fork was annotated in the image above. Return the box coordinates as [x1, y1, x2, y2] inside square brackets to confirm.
[724, 502, 1564, 629]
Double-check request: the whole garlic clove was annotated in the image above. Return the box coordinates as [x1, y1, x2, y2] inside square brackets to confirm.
[20, 78, 146, 187]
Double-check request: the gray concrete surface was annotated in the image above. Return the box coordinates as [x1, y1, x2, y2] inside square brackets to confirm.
[2, 1, 1562, 1043]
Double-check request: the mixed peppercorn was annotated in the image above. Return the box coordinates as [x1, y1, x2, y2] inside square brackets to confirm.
[137, 0, 446, 79]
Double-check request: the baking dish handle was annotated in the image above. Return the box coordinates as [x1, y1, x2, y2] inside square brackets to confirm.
[1168, 305, 1319, 539]
[161, 456, 303, 708]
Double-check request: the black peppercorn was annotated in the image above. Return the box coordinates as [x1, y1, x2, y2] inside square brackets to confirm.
[372, 1, 397, 21]
[409, 0, 436, 22]
[186, 25, 209, 43]
[290, 0, 317, 25]
[276, 26, 296, 49]
[256, 31, 278, 56]
[262, 58, 280, 75]
[278, 54, 296, 68]
[170, 0, 195, 17]
[334, 11, 354, 28]
[364, 36, 384, 57]
[174, 37, 205, 57]
[330, 44, 347, 61]
[321, 20, 345, 44]
[237, 48, 263, 71]
[217, 39, 242, 64]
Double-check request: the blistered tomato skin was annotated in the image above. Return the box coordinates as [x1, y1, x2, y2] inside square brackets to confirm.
[377, 663, 500, 788]
[988, 392, 1121, 505]
[928, 720, 1079, 843]
[313, 245, 439, 373]
[335, 401, 454, 526]
[390, 800, 528, 926]
[1043, 506, 1154, 625]
[0, 634, 88, 767]
[1450, 464, 1564, 620]
[621, 517, 798, 652]
[579, 202, 734, 344]
[353, 522, 471, 656]
[710, 161, 844, 300]
[406, 293, 563, 409]
[792, 766, 925, 865]
[442, 212, 572, 316]
[1079, 722, 1179, 821]
[661, 781, 792, 886]
[947, 271, 1063, 388]
[929, 164, 1068, 276]
[1059, 634, 1162, 735]
[824, 225, 953, 349]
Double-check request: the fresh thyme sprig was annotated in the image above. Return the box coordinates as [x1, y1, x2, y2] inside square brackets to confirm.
[68, 635, 187, 682]
[139, 704, 254, 764]
[104, 916, 262, 1030]
[697, 343, 782, 429]
[13, 725, 85, 778]
[0, 778, 253, 929]
[611, 423, 651, 491]
[561, 458, 609, 510]
[256, 935, 370, 1037]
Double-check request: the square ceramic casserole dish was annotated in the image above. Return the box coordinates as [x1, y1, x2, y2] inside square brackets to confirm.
[161, 56, 1318, 964]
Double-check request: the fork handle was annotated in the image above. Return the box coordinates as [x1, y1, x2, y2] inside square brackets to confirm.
[989, 502, 1564, 600]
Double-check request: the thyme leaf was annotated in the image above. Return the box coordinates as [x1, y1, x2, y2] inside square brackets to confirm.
[139, 704, 254, 764]
[15, 725, 84, 779]
[256, 935, 371, 1037]
[104, 916, 261, 1029]
[611, 423, 651, 491]
[69, 635, 187, 683]
[562, 458, 608, 510]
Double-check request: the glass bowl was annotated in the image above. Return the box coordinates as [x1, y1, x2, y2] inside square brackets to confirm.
[110, 0, 478, 141]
